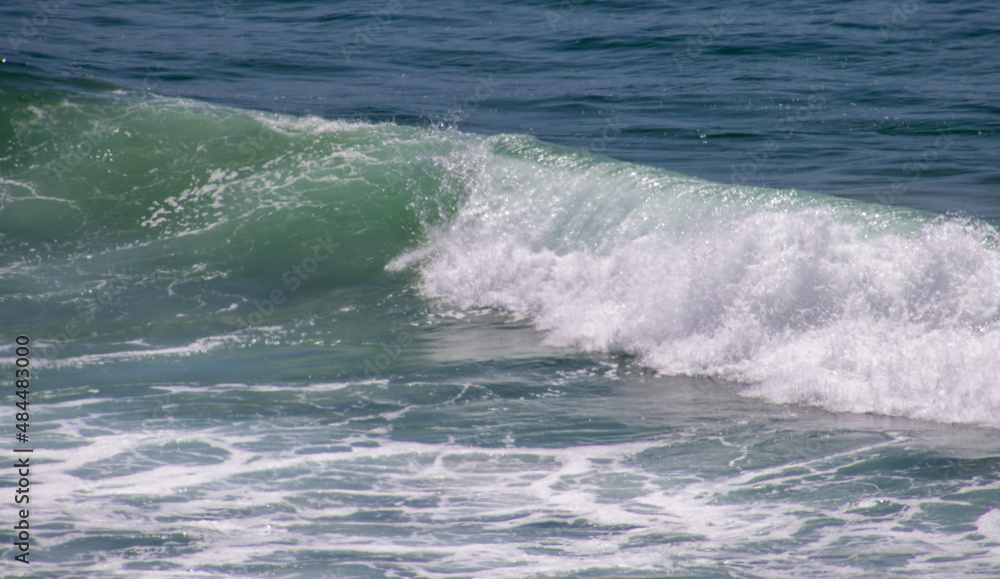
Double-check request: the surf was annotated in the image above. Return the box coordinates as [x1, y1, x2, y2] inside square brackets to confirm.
[3, 85, 999, 427]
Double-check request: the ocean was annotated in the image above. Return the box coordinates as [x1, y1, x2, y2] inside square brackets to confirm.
[1, 1, 999, 577]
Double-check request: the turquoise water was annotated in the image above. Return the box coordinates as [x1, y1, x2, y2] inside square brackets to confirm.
[2, 1, 1000, 577]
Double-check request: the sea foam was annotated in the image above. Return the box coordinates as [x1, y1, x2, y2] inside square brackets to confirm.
[396, 134, 1000, 427]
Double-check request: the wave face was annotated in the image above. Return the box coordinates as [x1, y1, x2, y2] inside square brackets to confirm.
[3, 87, 999, 427]
[1, 86, 464, 348]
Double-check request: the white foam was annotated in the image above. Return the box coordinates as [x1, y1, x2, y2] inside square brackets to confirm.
[45, 335, 232, 368]
[256, 111, 367, 135]
[400, 138, 1000, 427]
[32, 417, 1000, 578]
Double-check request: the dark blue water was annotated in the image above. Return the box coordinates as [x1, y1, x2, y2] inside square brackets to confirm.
[2, 2, 999, 577]
[6, 0, 1000, 217]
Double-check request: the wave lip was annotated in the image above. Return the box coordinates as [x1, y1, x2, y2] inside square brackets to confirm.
[4, 86, 998, 427]
[400, 134, 1000, 427]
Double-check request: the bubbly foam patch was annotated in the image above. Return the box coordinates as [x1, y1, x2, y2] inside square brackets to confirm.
[34, 410, 1000, 579]
[399, 136, 1000, 427]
